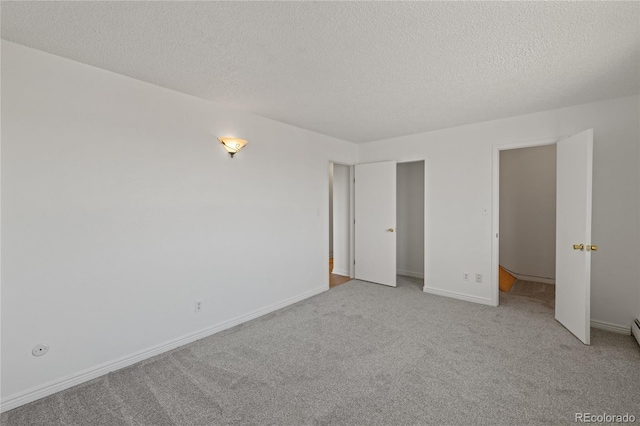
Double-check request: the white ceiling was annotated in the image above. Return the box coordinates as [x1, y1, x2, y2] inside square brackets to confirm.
[2, 1, 639, 143]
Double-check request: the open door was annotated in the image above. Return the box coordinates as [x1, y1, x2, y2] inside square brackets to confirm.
[355, 161, 397, 287]
[555, 129, 594, 344]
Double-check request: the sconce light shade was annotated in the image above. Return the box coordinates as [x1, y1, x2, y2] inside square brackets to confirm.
[218, 137, 248, 158]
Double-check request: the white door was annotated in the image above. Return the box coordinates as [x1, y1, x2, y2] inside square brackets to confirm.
[555, 129, 594, 345]
[355, 161, 397, 287]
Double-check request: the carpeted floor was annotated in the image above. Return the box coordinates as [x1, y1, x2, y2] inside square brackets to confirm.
[3, 276, 639, 425]
[504, 279, 556, 309]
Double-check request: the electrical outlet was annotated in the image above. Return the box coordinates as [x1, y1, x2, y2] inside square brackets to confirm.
[463, 272, 470, 281]
[194, 300, 202, 313]
[475, 274, 483, 283]
[32, 344, 49, 357]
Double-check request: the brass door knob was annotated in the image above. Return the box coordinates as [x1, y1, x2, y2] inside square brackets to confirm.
[573, 244, 584, 251]
[387, 228, 395, 232]
[587, 244, 598, 252]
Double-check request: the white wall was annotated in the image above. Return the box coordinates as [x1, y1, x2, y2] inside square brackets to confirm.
[359, 95, 640, 329]
[332, 164, 350, 276]
[397, 161, 425, 278]
[499, 145, 556, 282]
[0, 41, 358, 405]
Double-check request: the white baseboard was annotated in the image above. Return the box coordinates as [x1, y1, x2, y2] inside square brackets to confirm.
[331, 268, 350, 277]
[590, 319, 631, 335]
[397, 269, 424, 279]
[422, 286, 494, 306]
[632, 320, 640, 346]
[511, 272, 555, 285]
[0, 285, 327, 413]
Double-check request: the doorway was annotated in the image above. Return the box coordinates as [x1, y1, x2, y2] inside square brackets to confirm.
[492, 130, 594, 345]
[352, 160, 425, 289]
[397, 160, 425, 292]
[498, 145, 557, 308]
[329, 162, 353, 288]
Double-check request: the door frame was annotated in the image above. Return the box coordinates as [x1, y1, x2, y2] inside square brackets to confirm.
[328, 160, 355, 286]
[396, 159, 427, 286]
[342, 158, 427, 288]
[491, 137, 563, 306]
[356, 158, 427, 288]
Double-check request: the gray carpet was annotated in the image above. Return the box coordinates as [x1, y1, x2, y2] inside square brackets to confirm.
[506, 279, 556, 309]
[3, 276, 639, 425]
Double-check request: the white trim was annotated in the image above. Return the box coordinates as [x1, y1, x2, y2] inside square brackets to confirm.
[491, 136, 562, 307]
[422, 286, 494, 306]
[631, 320, 640, 346]
[397, 269, 424, 279]
[590, 319, 631, 335]
[0, 285, 327, 413]
[349, 165, 355, 279]
[331, 268, 350, 277]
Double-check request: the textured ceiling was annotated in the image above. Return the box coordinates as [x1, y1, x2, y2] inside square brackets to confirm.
[2, 1, 639, 143]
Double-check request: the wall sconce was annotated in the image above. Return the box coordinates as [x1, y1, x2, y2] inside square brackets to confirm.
[218, 137, 247, 158]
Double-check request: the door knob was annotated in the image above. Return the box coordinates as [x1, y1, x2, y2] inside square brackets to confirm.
[387, 228, 395, 232]
[587, 245, 598, 251]
[573, 244, 584, 251]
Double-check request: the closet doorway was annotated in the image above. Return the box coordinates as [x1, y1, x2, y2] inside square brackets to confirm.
[498, 145, 557, 308]
[396, 160, 425, 291]
[329, 162, 354, 288]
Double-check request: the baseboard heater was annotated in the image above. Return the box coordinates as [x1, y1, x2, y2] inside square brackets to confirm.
[632, 319, 640, 347]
